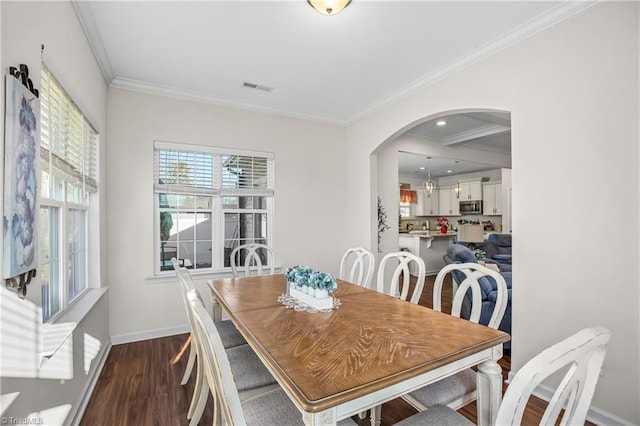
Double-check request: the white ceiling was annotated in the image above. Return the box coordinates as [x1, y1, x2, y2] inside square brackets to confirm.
[73, 0, 593, 126]
[398, 110, 511, 178]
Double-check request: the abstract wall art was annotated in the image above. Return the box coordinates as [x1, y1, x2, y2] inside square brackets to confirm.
[3, 72, 40, 284]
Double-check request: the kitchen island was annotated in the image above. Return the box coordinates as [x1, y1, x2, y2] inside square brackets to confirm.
[398, 230, 457, 275]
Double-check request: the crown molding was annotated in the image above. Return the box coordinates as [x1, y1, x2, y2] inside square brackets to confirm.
[442, 124, 510, 146]
[109, 78, 347, 126]
[75, 0, 597, 125]
[347, 0, 599, 124]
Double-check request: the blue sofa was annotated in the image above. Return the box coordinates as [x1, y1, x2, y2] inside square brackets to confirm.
[482, 233, 512, 272]
[443, 243, 512, 349]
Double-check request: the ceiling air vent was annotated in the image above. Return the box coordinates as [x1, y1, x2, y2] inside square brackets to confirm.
[242, 81, 273, 92]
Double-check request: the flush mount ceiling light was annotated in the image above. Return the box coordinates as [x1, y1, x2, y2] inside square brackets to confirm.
[307, 0, 352, 15]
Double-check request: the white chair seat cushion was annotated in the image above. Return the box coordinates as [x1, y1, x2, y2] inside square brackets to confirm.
[395, 405, 473, 426]
[216, 319, 247, 348]
[406, 368, 476, 407]
[227, 344, 277, 391]
[243, 388, 357, 425]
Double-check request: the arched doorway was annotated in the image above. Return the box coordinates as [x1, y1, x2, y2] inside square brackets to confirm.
[373, 107, 513, 346]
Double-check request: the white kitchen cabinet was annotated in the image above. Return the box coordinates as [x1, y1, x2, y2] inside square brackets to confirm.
[415, 189, 439, 216]
[459, 181, 482, 201]
[483, 183, 502, 215]
[439, 188, 460, 216]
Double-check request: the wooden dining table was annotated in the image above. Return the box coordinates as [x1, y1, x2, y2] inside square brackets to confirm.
[209, 274, 510, 426]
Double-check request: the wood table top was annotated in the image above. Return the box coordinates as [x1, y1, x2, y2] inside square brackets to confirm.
[210, 274, 510, 413]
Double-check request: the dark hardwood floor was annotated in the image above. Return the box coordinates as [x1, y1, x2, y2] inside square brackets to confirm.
[80, 274, 593, 425]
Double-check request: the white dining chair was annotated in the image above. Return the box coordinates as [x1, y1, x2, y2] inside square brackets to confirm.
[172, 259, 274, 425]
[376, 251, 425, 304]
[339, 246, 375, 288]
[339, 246, 375, 420]
[402, 262, 508, 412]
[173, 259, 246, 385]
[186, 289, 357, 425]
[182, 287, 278, 426]
[396, 326, 611, 426]
[230, 243, 276, 277]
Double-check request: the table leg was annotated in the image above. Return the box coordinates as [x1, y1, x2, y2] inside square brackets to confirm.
[476, 359, 502, 426]
[211, 298, 222, 322]
[302, 409, 336, 425]
[369, 405, 381, 426]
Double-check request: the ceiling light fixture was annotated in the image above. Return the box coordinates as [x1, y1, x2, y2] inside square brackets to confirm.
[423, 157, 437, 198]
[436, 120, 447, 126]
[454, 160, 461, 199]
[307, 0, 351, 15]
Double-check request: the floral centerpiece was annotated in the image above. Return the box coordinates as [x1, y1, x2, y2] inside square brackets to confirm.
[284, 265, 337, 309]
[437, 217, 450, 234]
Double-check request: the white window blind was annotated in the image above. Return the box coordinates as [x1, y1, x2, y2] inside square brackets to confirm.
[219, 154, 274, 196]
[154, 142, 274, 196]
[154, 147, 215, 195]
[40, 65, 98, 193]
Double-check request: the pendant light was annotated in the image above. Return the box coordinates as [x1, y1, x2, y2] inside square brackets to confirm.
[423, 157, 437, 198]
[307, 0, 352, 15]
[453, 160, 461, 198]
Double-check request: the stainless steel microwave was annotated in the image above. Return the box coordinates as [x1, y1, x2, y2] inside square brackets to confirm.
[459, 200, 482, 215]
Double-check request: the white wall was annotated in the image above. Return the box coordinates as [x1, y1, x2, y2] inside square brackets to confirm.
[1, 1, 109, 424]
[345, 2, 639, 424]
[106, 88, 347, 339]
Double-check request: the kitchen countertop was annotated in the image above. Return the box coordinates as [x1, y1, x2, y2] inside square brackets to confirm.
[401, 230, 457, 237]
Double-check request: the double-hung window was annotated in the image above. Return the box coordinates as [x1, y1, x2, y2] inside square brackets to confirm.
[154, 142, 274, 275]
[39, 65, 98, 321]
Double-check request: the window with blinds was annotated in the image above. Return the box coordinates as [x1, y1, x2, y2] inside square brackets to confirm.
[154, 142, 274, 274]
[39, 64, 99, 322]
[40, 65, 97, 195]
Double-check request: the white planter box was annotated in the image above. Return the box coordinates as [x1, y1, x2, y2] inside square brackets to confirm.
[290, 287, 333, 310]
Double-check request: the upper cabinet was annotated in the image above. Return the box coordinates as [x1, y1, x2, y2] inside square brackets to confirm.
[459, 181, 482, 201]
[416, 189, 439, 216]
[439, 188, 460, 216]
[483, 183, 502, 215]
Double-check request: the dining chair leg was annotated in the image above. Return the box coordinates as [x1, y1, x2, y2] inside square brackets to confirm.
[187, 359, 204, 419]
[181, 341, 196, 385]
[189, 371, 208, 424]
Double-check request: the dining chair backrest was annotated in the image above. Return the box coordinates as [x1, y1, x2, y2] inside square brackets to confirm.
[376, 251, 425, 304]
[497, 326, 611, 425]
[434, 262, 508, 329]
[172, 260, 202, 343]
[339, 247, 375, 288]
[230, 243, 276, 277]
[187, 289, 247, 425]
[396, 327, 611, 426]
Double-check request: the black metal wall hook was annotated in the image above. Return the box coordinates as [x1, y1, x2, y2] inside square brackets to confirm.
[5, 269, 37, 299]
[8, 63, 39, 98]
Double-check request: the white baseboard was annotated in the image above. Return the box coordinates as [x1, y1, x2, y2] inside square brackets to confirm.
[110, 324, 190, 345]
[69, 341, 112, 425]
[506, 371, 633, 426]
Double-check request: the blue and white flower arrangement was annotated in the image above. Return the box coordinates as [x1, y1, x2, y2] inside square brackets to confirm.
[285, 265, 337, 299]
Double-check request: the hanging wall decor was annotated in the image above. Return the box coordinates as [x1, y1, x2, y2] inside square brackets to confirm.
[3, 64, 40, 297]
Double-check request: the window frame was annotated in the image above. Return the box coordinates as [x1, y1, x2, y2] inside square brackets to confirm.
[39, 64, 98, 323]
[152, 141, 275, 277]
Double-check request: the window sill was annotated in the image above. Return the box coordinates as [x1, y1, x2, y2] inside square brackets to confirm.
[145, 267, 283, 284]
[40, 287, 108, 368]
[54, 287, 109, 324]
